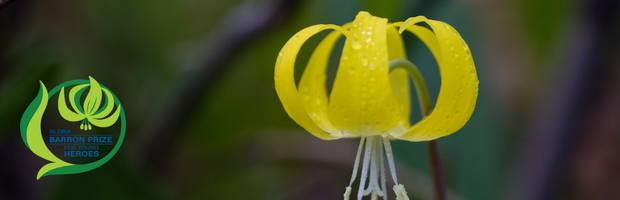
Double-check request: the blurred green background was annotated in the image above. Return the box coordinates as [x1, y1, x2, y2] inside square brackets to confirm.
[1, 0, 620, 199]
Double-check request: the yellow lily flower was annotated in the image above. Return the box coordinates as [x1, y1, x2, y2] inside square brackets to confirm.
[58, 76, 121, 131]
[274, 11, 478, 200]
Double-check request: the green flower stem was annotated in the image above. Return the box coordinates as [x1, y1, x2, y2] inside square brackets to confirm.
[389, 58, 445, 200]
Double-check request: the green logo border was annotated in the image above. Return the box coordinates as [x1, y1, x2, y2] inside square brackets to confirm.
[20, 79, 126, 179]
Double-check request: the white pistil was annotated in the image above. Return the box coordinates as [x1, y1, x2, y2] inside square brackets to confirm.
[379, 136, 387, 200]
[363, 137, 383, 197]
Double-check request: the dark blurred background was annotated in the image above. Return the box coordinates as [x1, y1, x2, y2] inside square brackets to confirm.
[1, 0, 620, 199]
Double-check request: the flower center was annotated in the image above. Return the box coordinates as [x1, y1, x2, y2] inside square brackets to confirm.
[344, 135, 409, 200]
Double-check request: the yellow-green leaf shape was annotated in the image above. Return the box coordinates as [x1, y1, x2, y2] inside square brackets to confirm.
[58, 76, 121, 130]
[274, 11, 478, 142]
[26, 82, 74, 179]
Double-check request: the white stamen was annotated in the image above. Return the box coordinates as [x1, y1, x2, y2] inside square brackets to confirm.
[348, 137, 366, 187]
[382, 136, 399, 184]
[341, 135, 409, 200]
[393, 184, 410, 200]
[344, 187, 352, 200]
[357, 136, 374, 200]
[344, 137, 366, 200]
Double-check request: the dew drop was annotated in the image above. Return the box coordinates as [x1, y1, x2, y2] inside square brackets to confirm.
[465, 52, 471, 59]
[369, 63, 375, 70]
[449, 45, 453, 50]
[462, 42, 469, 50]
[278, 52, 282, 56]
[367, 31, 372, 35]
[343, 55, 348, 60]
[470, 70, 475, 76]
[366, 38, 372, 43]
[351, 39, 362, 50]
[456, 65, 460, 68]
[455, 53, 459, 57]
[361, 57, 369, 66]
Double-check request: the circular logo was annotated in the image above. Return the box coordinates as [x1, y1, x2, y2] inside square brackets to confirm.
[20, 76, 126, 179]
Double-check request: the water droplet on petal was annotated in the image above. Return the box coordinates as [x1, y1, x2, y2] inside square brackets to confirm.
[471, 70, 475, 76]
[361, 57, 368, 66]
[351, 39, 362, 50]
[369, 63, 375, 70]
[449, 45, 453, 50]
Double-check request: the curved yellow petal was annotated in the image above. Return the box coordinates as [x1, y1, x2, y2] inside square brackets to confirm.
[91, 88, 115, 119]
[274, 24, 349, 140]
[328, 11, 401, 136]
[83, 76, 102, 115]
[386, 24, 411, 128]
[89, 105, 121, 128]
[69, 84, 88, 115]
[393, 16, 479, 141]
[298, 23, 351, 134]
[58, 87, 84, 122]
